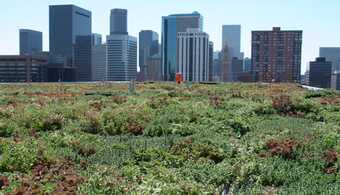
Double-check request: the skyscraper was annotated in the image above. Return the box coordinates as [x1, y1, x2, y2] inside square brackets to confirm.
[213, 51, 220, 60]
[231, 57, 243, 82]
[161, 12, 203, 81]
[251, 27, 302, 83]
[49, 5, 92, 81]
[139, 30, 159, 76]
[309, 57, 331, 88]
[244, 57, 251, 72]
[110, 9, 128, 35]
[221, 41, 231, 82]
[106, 8, 137, 81]
[147, 54, 162, 81]
[319, 47, 340, 74]
[222, 25, 241, 59]
[177, 28, 209, 82]
[212, 51, 221, 80]
[209, 41, 214, 81]
[19, 29, 42, 55]
[92, 33, 102, 46]
[92, 44, 106, 81]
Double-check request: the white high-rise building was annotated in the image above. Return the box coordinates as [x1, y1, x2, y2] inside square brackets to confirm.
[178, 28, 209, 82]
[106, 8, 137, 81]
[106, 34, 137, 81]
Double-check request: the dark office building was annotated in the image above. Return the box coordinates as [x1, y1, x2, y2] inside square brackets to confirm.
[110, 9, 128, 35]
[49, 4, 92, 81]
[251, 27, 302, 83]
[47, 64, 77, 82]
[212, 51, 222, 80]
[147, 54, 162, 81]
[319, 47, 340, 74]
[244, 57, 251, 72]
[139, 30, 159, 76]
[209, 41, 214, 81]
[331, 73, 340, 90]
[231, 57, 243, 82]
[0, 55, 47, 82]
[19, 29, 42, 55]
[92, 44, 106, 81]
[309, 57, 331, 88]
[212, 59, 220, 80]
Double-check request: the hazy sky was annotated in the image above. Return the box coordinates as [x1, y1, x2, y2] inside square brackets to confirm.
[0, 0, 339, 74]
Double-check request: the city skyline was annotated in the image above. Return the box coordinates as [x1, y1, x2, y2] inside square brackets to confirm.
[0, 0, 339, 74]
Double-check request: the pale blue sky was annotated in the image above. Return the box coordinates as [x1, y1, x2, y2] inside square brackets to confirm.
[0, 0, 339, 74]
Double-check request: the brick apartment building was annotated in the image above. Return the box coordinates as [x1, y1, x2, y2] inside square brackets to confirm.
[251, 27, 302, 83]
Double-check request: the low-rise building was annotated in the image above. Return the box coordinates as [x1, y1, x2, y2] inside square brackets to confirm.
[0, 55, 47, 82]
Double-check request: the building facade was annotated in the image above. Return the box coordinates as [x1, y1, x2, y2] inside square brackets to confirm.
[106, 8, 137, 81]
[209, 41, 214, 81]
[106, 35, 137, 81]
[177, 28, 209, 82]
[309, 57, 331, 88]
[319, 47, 340, 74]
[19, 29, 42, 55]
[244, 57, 251, 72]
[231, 57, 244, 82]
[47, 64, 77, 82]
[251, 27, 302, 83]
[147, 54, 162, 81]
[139, 30, 159, 76]
[161, 12, 203, 81]
[0, 55, 47, 82]
[213, 51, 220, 60]
[49, 4, 92, 81]
[110, 9, 128, 35]
[222, 25, 242, 59]
[92, 33, 102, 46]
[212, 51, 221, 79]
[212, 59, 220, 81]
[221, 41, 231, 82]
[331, 73, 340, 90]
[92, 44, 106, 81]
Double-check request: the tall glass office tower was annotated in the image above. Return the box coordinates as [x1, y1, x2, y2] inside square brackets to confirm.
[49, 4, 92, 81]
[319, 47, 340, 74]
[161, 12, 203, 81]
[92, 33, 102, 46]
[139, 30, 159, 76]
[222, 25, 241, 59]
[19, 29, 42, 55]
[110, 9, 128, 35]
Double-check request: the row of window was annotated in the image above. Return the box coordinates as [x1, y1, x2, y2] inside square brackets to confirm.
[75, 11, 90, 18]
